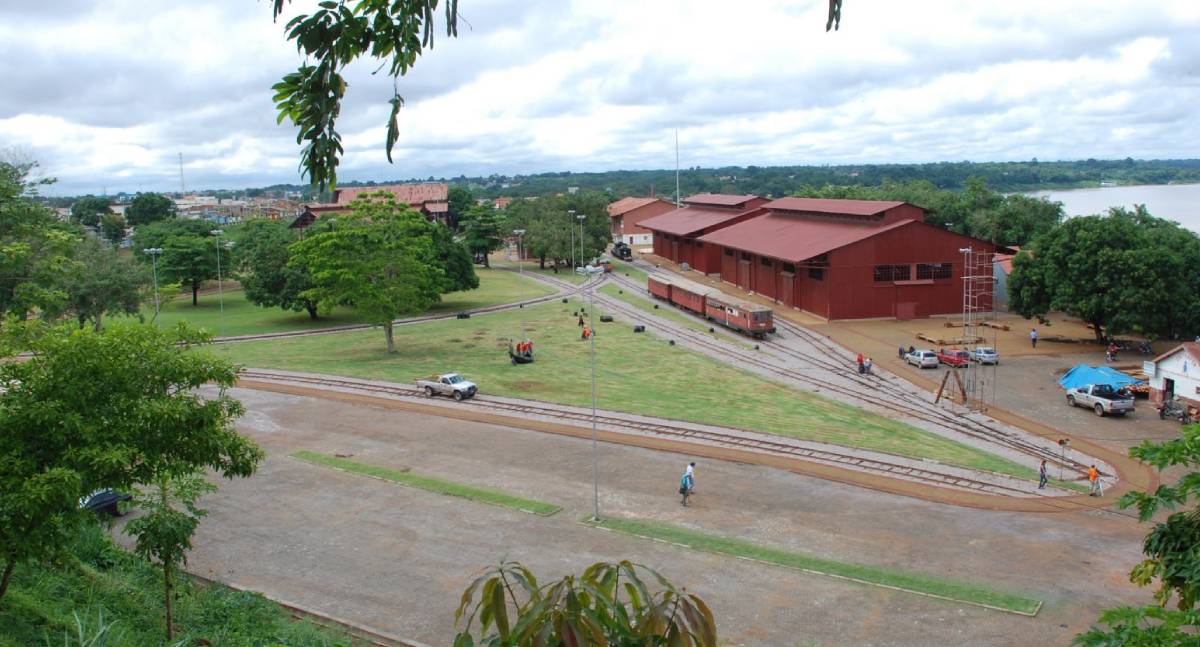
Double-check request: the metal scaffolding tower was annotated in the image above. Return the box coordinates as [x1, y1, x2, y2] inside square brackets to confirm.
[958, 246, 997, 410]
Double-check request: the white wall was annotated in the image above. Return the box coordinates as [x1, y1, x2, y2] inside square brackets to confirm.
[1150, 350, 1200, 401]
[622, 233, 653, 246]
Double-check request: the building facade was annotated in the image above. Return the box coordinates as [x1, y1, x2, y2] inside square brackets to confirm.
[638, 194, 769, 273]
[607, 197, 676, 246]
[1148, 343, 1200, 415]
[290, 182, 450, 228]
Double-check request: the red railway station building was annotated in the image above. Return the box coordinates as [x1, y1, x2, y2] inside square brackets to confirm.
[695, 197, 1010, 321]
[638, 194, 770, 273]
[607, 197, 676, 246]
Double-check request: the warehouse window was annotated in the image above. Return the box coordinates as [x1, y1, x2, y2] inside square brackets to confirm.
[741, 252, 752, 261]
[724, 249, 734, 257]
[916, 263, 953, 280]
[760, 257, 772, 267]
[873, 264, 911, 282]
[782, 262, 796, 274]
[809, 267, 824, 280]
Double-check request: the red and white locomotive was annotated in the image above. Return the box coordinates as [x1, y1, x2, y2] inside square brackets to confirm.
[647, 275, 775, 338]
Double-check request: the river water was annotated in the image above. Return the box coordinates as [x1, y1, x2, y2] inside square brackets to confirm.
[1026, 183, 1200, 233]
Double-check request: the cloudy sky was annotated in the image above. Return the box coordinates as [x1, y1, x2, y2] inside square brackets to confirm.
[3, 0, 1198, 195]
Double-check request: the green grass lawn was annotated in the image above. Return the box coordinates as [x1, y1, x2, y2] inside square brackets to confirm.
[292, 451, 561, 516]
[123, 268, 552, 338]
[598, 283, 752, 347]
[0, 523, 343, 646]
[586, 516, 1041, 616]
[220, 299, 1035, 479]
[491, 260, 590, 284]
[610, 259, 649, 284]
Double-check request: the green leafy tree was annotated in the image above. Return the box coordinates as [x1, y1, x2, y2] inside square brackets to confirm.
[461, 204, 504, 268]
[1009, 207, 1200, 341]
[432, 222, 479, 292]
[232, 219, 319, 318]
[70, 195, 112, 228]
[268, 1, 843, 189]
[99, 211, 127, 245]
[1075, 423, 1200, 645]
[134, 219, 221, 306]
[505, 192, 611, 270]
[125, 471, 217, 641]
[288, 194, 447, 353]
[453, 560, 718, 646]
[448, 185, 474, 229]
[125, 192, 177, 227]
[60, 238, 150, 331]
[0, 323, 263, 602]
[0, 159, 79, 322]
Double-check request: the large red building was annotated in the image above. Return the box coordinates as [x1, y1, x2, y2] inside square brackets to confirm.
[696, 197, 1009, 321]
[290, 182, 450, 228]
[638, 194, 769, 273]
[607, 197, 676, 246]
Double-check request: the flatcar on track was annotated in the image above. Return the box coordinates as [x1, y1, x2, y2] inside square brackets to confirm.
[647, 274, 775, 338]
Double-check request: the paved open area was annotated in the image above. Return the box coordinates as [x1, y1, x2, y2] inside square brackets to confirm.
[171, 386, 1156, 646]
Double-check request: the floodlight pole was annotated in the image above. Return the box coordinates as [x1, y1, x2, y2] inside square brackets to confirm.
[577, 213, 587, 273]
[513, 229, 525, 302]
[568, 209, 576, 269]
[589, 282, 599, 521]
[143, 247, 163, 321]
[211, 230, 233, 338]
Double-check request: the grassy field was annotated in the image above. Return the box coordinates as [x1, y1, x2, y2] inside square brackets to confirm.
[292, 451, 562, 516]
[221, 299, 1035, 479]
[598, 283, 752, 346]
[124, 268, 552, 338]
[491, 260, 590, 285]
[586, 516, 1041, 616]
[0, 523, 343, 647]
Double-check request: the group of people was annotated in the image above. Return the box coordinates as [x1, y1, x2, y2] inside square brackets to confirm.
[1037, 459, 1104, 496]
[856, 352, 873, 375]
[513, 340, 533, 355]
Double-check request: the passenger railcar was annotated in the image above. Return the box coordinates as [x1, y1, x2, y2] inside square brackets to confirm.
[646, 274, 775, 338]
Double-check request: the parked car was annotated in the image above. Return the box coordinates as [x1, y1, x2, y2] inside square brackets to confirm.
[906, 349, 939, 369]
[79, 489, 132, 517]
[937, 348, 971, 367]
[969, 346, 999, 365]
[415, 373, 477, 401]
[1066, 383, 1135, 417]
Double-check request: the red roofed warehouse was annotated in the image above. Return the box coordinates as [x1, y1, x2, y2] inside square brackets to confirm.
[290, 182, 450, 228]
[607, 197, 676, 246]
[638, 194, 769, 273]
[697, 198, 1010, 321]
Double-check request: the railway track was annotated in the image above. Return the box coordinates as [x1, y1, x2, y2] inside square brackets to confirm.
[593, 270, 1096, 477]
[238, 370, 1047, 497]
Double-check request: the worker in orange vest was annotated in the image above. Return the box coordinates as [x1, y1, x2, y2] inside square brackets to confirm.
[1088, 465, 1103, 497]
[582, 326, 591, 341]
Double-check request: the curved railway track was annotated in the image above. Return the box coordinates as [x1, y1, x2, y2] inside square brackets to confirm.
[238, 370, 1046, 497]
[582, 269, 1097, 478]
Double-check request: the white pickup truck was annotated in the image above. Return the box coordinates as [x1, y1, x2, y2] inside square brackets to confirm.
[1066, 383, 1134, 417]
[415, 373, 477, 401]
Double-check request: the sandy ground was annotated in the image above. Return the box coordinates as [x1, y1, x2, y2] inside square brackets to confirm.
[169, 386, 1156, 647]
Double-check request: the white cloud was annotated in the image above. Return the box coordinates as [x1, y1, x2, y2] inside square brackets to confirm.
[1, 0, 1198, 194]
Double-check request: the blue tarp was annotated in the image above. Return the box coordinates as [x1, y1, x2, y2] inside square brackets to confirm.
[1058, 364, 1144, 390]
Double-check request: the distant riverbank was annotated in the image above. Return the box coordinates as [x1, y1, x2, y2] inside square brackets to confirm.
[1025, 183, 1200, 234]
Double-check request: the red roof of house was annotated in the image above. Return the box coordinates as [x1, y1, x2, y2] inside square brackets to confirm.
[764, 197, 909, 216]
[639, 205, 765, 237]
[697, 214, 919, 263]
[1153, 342, 1200, 366]
[683, 194, 761, 208]
[334, 182, 448, 206]
[994, 246, 1022, 274]
[608, 197, 668, 216]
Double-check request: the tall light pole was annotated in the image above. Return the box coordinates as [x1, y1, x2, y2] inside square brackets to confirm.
[577, 213, 587, 272]
[568, 209, 576, 270]
[143, 247, 163, 321]
[211, 230, 234, 338]
[513, 229, 525, 302]
[588, 280, 599, 521]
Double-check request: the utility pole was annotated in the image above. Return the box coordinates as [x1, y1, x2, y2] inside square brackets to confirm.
[675, 129, 681, 207]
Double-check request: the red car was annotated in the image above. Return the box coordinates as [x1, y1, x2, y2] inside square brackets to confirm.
[937, 349, 970, 367]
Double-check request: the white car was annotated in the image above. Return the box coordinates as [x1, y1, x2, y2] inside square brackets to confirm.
[906, 349, 939, 369]
[970, 347, 999, 364]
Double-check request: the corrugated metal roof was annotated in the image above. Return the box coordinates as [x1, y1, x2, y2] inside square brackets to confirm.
[764, 197, 909, 216]
[638, 206, 763, 237]
[684, 193, 761, 207]
[697, 213, 918, 263]
[335, 182, 449, 205]
[607, 197, 666, 216]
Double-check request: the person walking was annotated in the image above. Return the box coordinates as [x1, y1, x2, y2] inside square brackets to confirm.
[1030, 328, 1038, 349]
[864, 358, 873, 375]
[1088, 464, 1103, 496]
[898, 345, 905, 359]
[856, 352, 865, 374]
[679, 462, 696, 506]
[1038, 460, 1048, 490]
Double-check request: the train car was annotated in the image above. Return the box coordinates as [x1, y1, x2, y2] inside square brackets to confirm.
[666, 276, 713, 316]
[704, 291, 776, 338]
[647, 275, 673, 301]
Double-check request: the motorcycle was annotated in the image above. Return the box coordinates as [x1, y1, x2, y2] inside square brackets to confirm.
[1139, 341, 1154, 355]
[1159, 399, 1195, 425]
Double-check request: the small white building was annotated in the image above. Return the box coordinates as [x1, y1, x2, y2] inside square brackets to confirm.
[1147, 342, 1200, 415]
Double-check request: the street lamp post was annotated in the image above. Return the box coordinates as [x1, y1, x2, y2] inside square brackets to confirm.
[143, 247, 163, 321]
[576, 213, 587, 271]
[211, 230, 234, 338]
[588, 282, 599, 521]
[513, 229, 525, 304]
[568, 209, 576, 270]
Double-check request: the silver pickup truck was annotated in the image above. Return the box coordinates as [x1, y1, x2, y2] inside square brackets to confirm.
[1066, 384, 1134, 417]
[415, 373, 477, 401]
